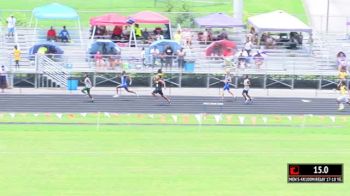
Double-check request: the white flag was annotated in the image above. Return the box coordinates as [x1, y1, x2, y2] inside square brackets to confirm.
[56, 113, 63, 119]
[214, 114, 222, 123]
[148, 114, 154, 119]
[104, 112, 110, 118]
[329, 116, 336, 123]
[9, 113, 15, 118]
[287, 116, 292, 121]
[262, 117, 268, 124]
[80, 113, 87, 117]
[171, 115, 178, 123]
[195, 114, 202, 124]
[238, 116, 245, 124]
[33, 113, 39, 117]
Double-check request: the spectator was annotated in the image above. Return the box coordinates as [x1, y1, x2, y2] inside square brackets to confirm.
[59, 26, 70, 42]
[142, 28, 150, 42]
[153, 27, 163, 35]
[265, 33, 275, 49]
[337, 51, 347, 71]
[253, 51, 264, 69]
[155, 33, 164, 41]
[174, 30, 182, 44]
[134, 24, 142, 38]
[0, 66, 7, 93]
[13, 45, 21, 70]
[111, 26, 123, 40]
[219, 28, 228, 40]
[237, 49, 248, 69]
[244, 40, 253, 56]
[47, 26, 57, 41]
[7, 15, 16, 38]
[122, 26, 130, 40]
[164, 45, 174, 69]
[177, 47, 186, 69]
[150, 46, 160, 67]
[141, 47, 146, 66]
[38, 46, 48, 55]
[338, 67, 348, 83]
[247, 27, 257, 43]
[94, 51, 104, 69]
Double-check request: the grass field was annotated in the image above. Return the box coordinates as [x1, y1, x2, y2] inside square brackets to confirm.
[0, 113, 349, 195]
[0, 0, 307, 26]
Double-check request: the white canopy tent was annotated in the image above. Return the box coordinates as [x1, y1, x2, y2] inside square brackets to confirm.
[248, 10, 312, 44]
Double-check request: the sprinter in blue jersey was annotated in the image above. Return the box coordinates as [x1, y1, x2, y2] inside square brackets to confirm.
[221, 70, 235, 100]
[113, 71, 137, 97]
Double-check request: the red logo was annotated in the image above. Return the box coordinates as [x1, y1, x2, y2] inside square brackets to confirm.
[290, 166, 300, 175]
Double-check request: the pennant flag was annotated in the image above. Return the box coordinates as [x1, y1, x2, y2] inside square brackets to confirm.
[183, 115, 190, 123]
[0, 113, 3, 118]
[45, 113, 51, 118]
[226, 115, 232, 123]
[214, 114, 222, 123]
[80, 113, 87, 117]
[274, 116, 281, 122]
[136, 114, 144, 119]
[104, 112, 111, 118]
[342, 116, 347, 122]
[9, 113, 15, 118]
[33, 113, 39, 117]
[148, 114, 154, 119]
[112, 113, 119, 118]
[287, 116, 292, 121]
[329, 116, 336, 123]
[21, 113, 27, 117]
[319, 116, 325, 120]
[172, 115, 178, 123]
[195, 114, 203, 124]
[56, 113, 63, 119]
[160, 114, 166, 123]
[262, 117, 268, 124]
[251, 116, 257, 125]
[238, 116, 245, 124]
[203, 113, 208, 120]
[68, 114, 75, 119]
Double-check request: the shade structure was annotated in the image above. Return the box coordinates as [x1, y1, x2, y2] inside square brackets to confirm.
[88, 39, 121, 56]
[28, 42, 64, 60]
[195, 13, 245, 28]
[248, 10, 312, 33]
[205, 40, 236, 57]
[130, 11, 170, 24]
[90, 13, 127, 26]
[32, 3, 79, 20]
[149, 39, 181, 53]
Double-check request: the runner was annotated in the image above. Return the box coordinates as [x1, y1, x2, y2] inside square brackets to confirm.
[81, 74, 94, 102]
[336, 81, 350, 111]
[242, 75, 252, 104]
[113, 71, 137, 97]
[152, 75, 171, 104]
[221, 70, 235, 100]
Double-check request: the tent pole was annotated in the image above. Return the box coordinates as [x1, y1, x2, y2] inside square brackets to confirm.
[91, 25, 96, 40]
[133, 26, 137, 47]
[169, 22, 173, 39]
[77, 18, 83, 47]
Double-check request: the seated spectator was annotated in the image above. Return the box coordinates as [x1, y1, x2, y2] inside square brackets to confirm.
[247, 27, 257, 43]
[237, 49, 248, 69]
[219, 28, 228, 40]
[155, 33, 164, 41]
[96, 26, 106, 38]
[142, 28, 150, 41]
[244, 40, 253, 56]
[153, 27, 163, 35]
[122, 26, 130, 40]
[265, 34, 275, 49]
[38, 46, 48, 55]
[59, 26, 70, 43]
[111, 26, 123, 40]
[94, 51, 104, 69]
[253, 51, 264, 69]
[47, 26, 57, 41]
[134, 24, 142, 39]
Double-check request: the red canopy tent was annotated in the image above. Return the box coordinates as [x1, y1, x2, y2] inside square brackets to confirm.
[90, 13, 127, 26]
[130, 11, 170, 24]
[128, 11, 172, 47]
[89, 13, 128, 41]
[205, 40, 237, 57]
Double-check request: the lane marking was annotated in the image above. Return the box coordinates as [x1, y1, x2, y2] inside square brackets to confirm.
[203, 102, 224, 106]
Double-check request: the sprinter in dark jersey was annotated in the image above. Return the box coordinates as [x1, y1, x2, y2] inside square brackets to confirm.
[152, 75, 171, 104]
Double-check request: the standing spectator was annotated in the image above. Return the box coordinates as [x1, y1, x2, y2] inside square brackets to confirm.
[141, 47, 146, 67]
[7, 15, 16, 38]
[244, 40, 253, 56]
[337, 51, 347, 71]
[47, 26, 57, 41]
[59, 26, 70, 42]
[13, 45, 21, 70]
[338, 67, 348, 84]
[134, 24, 142, 38]
[177, 48, 186, 69]
[164, 45, 174, 69]
[94, 51, 104, 69]
[0, 66, 7, 93]
[174, 30, 182, 44]
[150, 46, 160, 67]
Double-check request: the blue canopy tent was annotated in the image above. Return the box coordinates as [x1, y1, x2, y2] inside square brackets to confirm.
[29, 3, 82, 44]
[87, 39, 121, 58]
[149, 40, 181, 53]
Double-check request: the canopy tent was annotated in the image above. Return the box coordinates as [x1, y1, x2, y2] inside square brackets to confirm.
[149, 40, 181, 53]
[128, 11, 172, 47]
[29, 3, 82, 44]
[89, 13, 128, 41]
[248, 10, 312, 33]
[194, 13, 245, 28]
[87, 39, 121, 59]
[205, 39, 237, 57]
[28, 42, 64, 60]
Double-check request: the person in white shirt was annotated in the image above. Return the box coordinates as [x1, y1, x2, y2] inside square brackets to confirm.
[7, 15, 16, 37]
[81, 74, 94, 102]
[242, 75, 252, 104]
[150, 47, 160, 67]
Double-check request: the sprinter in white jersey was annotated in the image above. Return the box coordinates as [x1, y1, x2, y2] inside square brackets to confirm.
[242, 75, 252, 104]
[81, 73, 94, 102]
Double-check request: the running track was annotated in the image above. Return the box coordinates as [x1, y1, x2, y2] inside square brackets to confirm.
[0, 94, 349, 115]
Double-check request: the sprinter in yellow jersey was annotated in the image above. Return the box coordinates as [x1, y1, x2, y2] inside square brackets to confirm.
[336, 82, 350, 111]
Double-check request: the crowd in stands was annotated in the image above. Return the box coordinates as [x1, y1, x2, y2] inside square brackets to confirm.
[46, 26, 71, 42]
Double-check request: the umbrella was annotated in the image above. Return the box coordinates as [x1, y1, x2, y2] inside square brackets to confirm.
[29, 42, 64, 56]
[205, 39, 236, 57]
[88, 39, 121, 55]
[149, 39, 181, 53]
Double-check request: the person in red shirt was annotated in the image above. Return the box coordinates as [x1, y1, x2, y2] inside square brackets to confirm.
[111, 26, 123, 40]
[47, 26, 57, 41]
